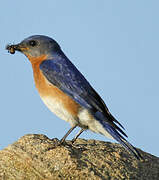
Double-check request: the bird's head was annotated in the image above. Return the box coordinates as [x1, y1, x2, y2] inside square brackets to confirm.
[6, 35, 61, 62]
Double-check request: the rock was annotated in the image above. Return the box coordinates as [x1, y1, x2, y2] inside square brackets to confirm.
[0, 134, 158, 180]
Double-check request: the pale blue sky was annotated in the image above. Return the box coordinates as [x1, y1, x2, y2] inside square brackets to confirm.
[1, 1, 159, 157]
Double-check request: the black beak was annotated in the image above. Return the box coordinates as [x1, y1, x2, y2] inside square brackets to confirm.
[6, 44, 22, 54]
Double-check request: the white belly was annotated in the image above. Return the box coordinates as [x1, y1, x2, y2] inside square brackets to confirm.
[78, 109, 113, 139]
[41, 95, 77, 126]
[41, 95, 113, 139]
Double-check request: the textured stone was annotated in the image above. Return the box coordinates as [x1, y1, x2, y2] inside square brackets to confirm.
[0, 134, 158, 180]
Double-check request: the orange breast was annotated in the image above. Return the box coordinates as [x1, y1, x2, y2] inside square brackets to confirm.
[30, 59, 80, 118]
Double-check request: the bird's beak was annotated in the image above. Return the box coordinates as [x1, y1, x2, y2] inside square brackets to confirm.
[6, 43, 28, 54]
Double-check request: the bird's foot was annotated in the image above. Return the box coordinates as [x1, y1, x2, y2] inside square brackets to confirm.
[71, 137, 76, 144]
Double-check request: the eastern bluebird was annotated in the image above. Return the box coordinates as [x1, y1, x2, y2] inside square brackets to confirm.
[6, 35, 142, 159]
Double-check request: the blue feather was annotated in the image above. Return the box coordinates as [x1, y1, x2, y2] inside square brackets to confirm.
[94, 111, 142, 159]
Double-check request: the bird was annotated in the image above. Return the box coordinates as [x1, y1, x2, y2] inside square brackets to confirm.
[6, 35, 142, 159]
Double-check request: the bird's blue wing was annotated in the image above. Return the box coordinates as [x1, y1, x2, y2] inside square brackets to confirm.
[40, 56, 125, 134]
[40, 58, 104, 111]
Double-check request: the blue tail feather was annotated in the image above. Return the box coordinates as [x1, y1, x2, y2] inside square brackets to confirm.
[103, 122, 142, 159]
[94, 112, 142, 160]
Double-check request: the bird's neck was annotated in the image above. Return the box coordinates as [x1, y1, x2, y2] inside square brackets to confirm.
[26, 54, 48, 65]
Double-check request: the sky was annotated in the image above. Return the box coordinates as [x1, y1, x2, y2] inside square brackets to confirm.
[1, 1, 159, 157]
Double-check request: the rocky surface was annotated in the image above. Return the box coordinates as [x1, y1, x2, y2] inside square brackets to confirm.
[0, 134, 158, 180]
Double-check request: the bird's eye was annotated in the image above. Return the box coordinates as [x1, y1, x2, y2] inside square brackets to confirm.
[29, 40, 37, 47]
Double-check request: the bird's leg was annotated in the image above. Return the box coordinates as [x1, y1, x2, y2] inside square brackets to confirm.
[71, 128, 85, 144]
[60, 125, 77, 144]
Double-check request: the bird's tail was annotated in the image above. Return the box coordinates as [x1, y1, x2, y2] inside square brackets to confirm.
[94, 112, 142, 160]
